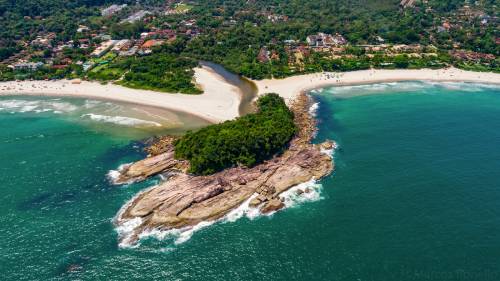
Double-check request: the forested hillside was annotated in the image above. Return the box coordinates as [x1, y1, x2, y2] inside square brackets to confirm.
[0, 0, 497, 90]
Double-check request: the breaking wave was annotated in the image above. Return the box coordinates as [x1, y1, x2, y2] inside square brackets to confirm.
[106, 163, 132, 184]
[81, 114, 162, 127]
[0, 99, 78, 114]
[115, 217, 143, 249]
[308, 102, 319, 117]
[316, 81, 500, 97]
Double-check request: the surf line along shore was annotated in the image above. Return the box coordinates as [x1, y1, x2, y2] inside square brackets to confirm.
[0, 63, 245, 123]
[1, 66, 499, 123]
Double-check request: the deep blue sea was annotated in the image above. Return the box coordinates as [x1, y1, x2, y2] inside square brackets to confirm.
[1, 82, 499, 281]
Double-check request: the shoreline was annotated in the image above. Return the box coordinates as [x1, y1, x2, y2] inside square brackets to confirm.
[0, 65, 242, 123]
[1, 67, 499, 123]
[254, 67, 500, 103]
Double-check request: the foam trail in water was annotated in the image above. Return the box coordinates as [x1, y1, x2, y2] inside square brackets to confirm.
[81, 114, 162, 127]
[0, 99, 78, 114]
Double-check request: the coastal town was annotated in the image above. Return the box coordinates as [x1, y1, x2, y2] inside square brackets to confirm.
[0, 0, 497, 91]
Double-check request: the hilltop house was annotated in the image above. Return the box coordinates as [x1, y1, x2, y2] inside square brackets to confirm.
[76, 25, 89, 33]
[101, 4, 127, 17]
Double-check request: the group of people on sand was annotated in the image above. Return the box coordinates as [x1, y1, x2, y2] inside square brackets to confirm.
[309, 72, 345, 83]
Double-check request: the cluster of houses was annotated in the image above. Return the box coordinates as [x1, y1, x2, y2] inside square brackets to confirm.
[257, 33, 348, 64]
[264, 13, 289, 23]
[450, 50, 496, 62]
[5, 0, 204, 72]
[165, 3, 192, 15]
[256, 32, 447, 69]
[89, 28, 178, 58]
[9, 61, 44, 71]
[306, 33, 347, 48]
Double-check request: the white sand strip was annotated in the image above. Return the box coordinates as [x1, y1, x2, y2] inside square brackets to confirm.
[1, 67, 499, 122]
[0, 65, 241, 123]
[254, 67, 500, 103]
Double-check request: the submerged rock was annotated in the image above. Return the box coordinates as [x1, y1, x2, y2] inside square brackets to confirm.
[114, 93, 335, 245]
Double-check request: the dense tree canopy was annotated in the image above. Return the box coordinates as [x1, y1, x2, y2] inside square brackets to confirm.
[174, 93, 297, 175]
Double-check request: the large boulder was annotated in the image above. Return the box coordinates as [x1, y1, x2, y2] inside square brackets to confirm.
[261, 199, 285, 214]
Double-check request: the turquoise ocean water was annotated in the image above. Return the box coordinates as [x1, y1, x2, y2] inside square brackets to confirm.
[1, 82, 499, 280]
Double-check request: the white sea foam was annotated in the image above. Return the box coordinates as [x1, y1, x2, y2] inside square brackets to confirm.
[320, 141, 339, 157]
[321, 81, 500, 97]
[139, 220, 217, 246]
[308, 102, 319, 117]
[107, 163, 132, 184]
[431, 81, 500, 92]
[325, 81, 428, 96]
[115, 217, 143, 248]
[222, 193, 261, 222]
[83, 100, 103, 109]
[81, 113, 162, 127]
[279, 179, 324, 210]
[0, 99, 78, 114]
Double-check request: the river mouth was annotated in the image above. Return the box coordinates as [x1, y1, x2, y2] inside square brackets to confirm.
[199, 61, 258, 116]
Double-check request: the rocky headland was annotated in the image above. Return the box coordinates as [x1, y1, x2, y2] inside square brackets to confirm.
[113, 93, 335, 246]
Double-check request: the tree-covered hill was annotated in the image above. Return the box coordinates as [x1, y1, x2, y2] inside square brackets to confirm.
[174, 93, 297, 175]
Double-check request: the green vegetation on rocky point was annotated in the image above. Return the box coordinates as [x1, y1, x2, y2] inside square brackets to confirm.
[174, 93, 297, 175]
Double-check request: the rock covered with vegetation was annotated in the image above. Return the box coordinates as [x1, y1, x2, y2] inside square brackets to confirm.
[114, 93, 335, 246]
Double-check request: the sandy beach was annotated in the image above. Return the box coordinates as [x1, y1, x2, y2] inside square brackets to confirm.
[1, 67, 499, 122]
[255, 67, 500, 103]
[0, 65, 241, 123]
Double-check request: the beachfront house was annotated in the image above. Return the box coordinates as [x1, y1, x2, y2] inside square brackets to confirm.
[307, 33, 347, 47]
[11, 62, 44, 71]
